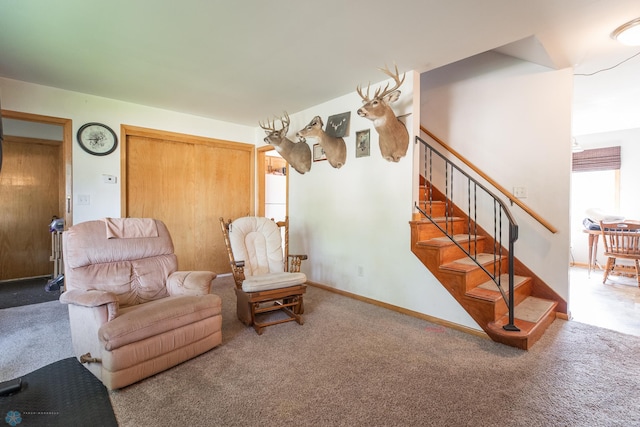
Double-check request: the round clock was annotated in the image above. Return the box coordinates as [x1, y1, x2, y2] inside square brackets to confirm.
[77, 123, 118, 156]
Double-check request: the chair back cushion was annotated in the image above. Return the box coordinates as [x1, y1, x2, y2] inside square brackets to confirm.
[229, 217, 284, 276]
[63, 219, 177, 306]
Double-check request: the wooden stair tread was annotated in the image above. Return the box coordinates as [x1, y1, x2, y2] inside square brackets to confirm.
[417, 234, 485, 248]
[440, 253, 501, 272]
[466, 274, 529, 301]
[409, 216, 464, 225]
[512, 296, 556, 323]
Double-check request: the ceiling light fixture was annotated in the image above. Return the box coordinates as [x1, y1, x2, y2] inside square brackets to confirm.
[611, 17, 640, 46]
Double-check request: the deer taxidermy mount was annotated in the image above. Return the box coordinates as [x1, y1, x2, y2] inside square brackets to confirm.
[356, 64, 409, 162]
[260, 112, 312, 174]
[296, 116, 347, 169]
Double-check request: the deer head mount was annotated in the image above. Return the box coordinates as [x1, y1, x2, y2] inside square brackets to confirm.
[260, 112, 312, 175]
[356, 64, 409, 162]
[296, 116, 347, 169]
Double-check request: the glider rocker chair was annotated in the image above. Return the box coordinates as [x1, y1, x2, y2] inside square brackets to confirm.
[60, 218, 222, 390]
[599, 220, 640, 286]
[219, 216, 307, 335]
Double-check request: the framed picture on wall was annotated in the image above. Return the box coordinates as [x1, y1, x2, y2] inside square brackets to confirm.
[326, 112, 351, 138]
[355, 129, 370, 158]
[313, 144, 327, 162]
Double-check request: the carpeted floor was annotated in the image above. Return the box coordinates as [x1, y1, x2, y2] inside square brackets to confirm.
[2, 275, 640, 426]
[0, 277, 61, 309]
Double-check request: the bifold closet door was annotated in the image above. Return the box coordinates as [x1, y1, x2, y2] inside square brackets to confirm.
[124, 130, 253, 273]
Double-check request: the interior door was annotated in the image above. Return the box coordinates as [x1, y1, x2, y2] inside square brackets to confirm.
[0, 138, 61, 280]
[123, 126, 253, 273]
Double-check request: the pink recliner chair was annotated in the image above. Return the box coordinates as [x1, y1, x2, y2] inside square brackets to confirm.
[60, 218, 222, 390]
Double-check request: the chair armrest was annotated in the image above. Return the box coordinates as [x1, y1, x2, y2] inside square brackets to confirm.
[59, 289, 119, 321]
[287, 254, 308, 273]
[167, 271, 216, 296]
[60, 289, 118, 307]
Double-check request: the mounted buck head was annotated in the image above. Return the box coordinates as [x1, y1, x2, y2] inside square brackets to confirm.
[296, 116, 347, 169]
[357, 64, 409, 162]
[260, 112, 311, 174]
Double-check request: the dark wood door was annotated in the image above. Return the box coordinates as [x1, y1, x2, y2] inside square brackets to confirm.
[0, 137, 61, 280]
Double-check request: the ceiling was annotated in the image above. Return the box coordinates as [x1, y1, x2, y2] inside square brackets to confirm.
[1, 0, 639, 136]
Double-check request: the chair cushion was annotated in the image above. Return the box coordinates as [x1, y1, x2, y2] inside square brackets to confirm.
[98, 294, 221, 351]
[230, 217, 285, 276]
[242, 272, 307, 292]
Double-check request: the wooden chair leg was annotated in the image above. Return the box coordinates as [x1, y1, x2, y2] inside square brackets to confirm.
[235, 289, 253, 326]
[603, 257, 615, 284]
[635, 259, 640, 287]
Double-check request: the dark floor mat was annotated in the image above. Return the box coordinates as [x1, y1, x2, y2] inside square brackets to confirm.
[0, 277, 60, 309]
[0, 358, 117, 426]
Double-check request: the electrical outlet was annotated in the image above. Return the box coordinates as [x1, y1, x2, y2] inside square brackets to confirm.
[77, 194, 90, 205]
[513, 187, 527, 198]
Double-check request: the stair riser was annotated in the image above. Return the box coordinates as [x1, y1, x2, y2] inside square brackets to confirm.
[438, 243, 485, 264]
[416, 202, 447, 217]
[481, 281, 533, 322]
[439, 259, 507, 286]
[412, 221, 466, 241]
[410, 246, 445, 272]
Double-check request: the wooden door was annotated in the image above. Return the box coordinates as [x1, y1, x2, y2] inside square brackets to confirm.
[123, 126, 253, 273]
[0, 138, 61, 280]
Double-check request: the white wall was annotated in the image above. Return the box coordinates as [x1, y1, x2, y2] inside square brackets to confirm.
[420, 52, 573, 302]
[0, 77, 256, 224]
[282, 71, 479, 330]
[570, 127, 640, 265]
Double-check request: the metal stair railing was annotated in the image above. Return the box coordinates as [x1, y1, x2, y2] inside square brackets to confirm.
[415, 135, 520, 332]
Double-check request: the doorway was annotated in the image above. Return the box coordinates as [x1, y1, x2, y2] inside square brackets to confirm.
[569, 145, 639, 336]
[0, 110, 72, 281]
[257, 146, 288, 222]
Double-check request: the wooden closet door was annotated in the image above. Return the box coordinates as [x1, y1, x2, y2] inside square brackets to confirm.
[124, 128, 253, 273]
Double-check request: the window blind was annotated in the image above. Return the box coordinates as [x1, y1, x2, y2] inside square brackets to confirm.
[572, 146, 620, 172]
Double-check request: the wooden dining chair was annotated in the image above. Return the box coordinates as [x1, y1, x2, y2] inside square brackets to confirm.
[599, 221, 640, 287]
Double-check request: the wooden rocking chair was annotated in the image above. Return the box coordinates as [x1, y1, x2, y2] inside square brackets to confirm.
[219, 216, 307, 334]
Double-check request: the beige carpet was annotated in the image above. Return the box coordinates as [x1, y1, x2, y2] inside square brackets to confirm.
[2, 275, 640, 426]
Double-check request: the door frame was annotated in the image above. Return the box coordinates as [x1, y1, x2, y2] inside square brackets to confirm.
[1, 110, 73, 227]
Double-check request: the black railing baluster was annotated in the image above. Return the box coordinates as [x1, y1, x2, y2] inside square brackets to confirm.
[414, 136, 519, 333]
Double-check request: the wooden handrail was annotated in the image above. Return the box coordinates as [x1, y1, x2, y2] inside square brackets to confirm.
[420, 125, 558, 234]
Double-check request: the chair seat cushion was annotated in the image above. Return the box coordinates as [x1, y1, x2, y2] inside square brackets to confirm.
[242, 272, 306, 292]
[98, 294, 221, 351]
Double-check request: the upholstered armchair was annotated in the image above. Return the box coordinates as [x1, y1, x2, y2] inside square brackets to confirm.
[60, 218, 222, 390]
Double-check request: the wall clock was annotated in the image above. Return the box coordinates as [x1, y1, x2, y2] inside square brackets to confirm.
[77, 122, 118, 156]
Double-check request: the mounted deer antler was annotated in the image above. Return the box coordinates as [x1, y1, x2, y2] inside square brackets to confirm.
[296, 116, 346, 169]
[260, 112, 311, 174]
[356, 64, 409, 162]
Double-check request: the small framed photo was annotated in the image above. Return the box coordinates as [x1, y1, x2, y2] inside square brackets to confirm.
[313, 144, 327, 162]
[355, 129, 370, 158]
[326, 112, 351, 138]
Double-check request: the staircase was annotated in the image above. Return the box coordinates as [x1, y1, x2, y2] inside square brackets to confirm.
[412, 133, 566, 350]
